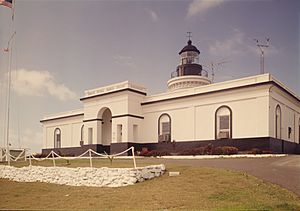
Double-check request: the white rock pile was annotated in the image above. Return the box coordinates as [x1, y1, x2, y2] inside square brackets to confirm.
[0, 164, 165, 187]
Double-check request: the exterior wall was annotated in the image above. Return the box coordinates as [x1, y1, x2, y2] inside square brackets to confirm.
[82, 90, 145, 146]
[43, 115, 83, 148]
[40, 75, 300, 154]
[112, 117, 128, 143]
[140, 84, 270, 143]
[127, 117, 143, 142]
[269, 86, 300, 143]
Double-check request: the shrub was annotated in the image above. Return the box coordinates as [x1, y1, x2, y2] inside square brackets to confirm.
[180, 149, 194, 155]
[33, 153, 44, 158]
[194, 147, 206, 155]
[212, 147, 223, 155]
[262, 150, 273, 154]
[212, 146, 238, 155]
[179, 145, 238, 155]
[157, 151, 171, 156]
[145, 150, 158, 157]
[180, 147, 200, 155]
[179, 147, 206, 155]
[138, 147, 149, 156]
[204, 144, 213, 155]
[224, 146, 238, 155]
[144, 150, 171, 157]
[250, 148, 263, 154]
[59, 152, 75, 157]
[250, 148, 272, 154]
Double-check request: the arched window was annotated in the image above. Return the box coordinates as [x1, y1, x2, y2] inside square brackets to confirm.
[80, 125, 84, 146]
[54, 128, 61, 148]
[275, 105, 281, 139]
[215, 106, 232, 139]
[158, 113, 171, 142]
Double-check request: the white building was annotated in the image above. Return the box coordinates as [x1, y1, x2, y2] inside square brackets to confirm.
[41, 39, 300, 155]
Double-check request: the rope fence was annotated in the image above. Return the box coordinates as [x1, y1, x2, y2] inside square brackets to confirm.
[1, 149, 27, 162]
[5, 147, 137, 169]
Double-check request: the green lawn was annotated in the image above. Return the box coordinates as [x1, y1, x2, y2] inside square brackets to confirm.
[0, 158, 299, 210]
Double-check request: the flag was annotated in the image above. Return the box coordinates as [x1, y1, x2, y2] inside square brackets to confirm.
[0, 0, 12, 8]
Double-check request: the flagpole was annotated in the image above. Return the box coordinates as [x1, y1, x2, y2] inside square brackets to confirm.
[4, 0, 15, 166]
[6, 41, 13, 165]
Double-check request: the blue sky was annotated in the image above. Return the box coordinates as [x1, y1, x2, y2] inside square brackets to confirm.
[0, 0, 299, 152]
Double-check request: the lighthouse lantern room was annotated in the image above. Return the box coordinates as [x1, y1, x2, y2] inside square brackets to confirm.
[167, 38, 211, 91]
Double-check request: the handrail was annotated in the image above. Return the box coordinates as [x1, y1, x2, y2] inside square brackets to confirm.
[171, 69, 208, 78]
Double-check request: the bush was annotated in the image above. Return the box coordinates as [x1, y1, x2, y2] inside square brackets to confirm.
[138, 147, 149, 156]
[211, 147, 223, 155]
[262, 150, 273, 154]
[59, 152, 75, 157]
[158, 151, 171, 156]
[179, 147, 205, 155]
[224, 146, 238, 155]
[145, 150, 158, 157]
[179, 145, 238, 155]
[194, 147, 206, 155]
[212, 146, 238, 155]
[250, 148, 263, 154]
[180, 149, 194, 155]
[33, 153, 44, 158]
[144, 150, 171, 157]
[204, 144, 213, 155]
[250, 148, 272, 154]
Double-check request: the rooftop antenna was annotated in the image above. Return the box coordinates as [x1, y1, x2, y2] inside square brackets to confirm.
[207, 60, 231, 82]
[187, 32, 192, 40]
[254, 38, 270, 74]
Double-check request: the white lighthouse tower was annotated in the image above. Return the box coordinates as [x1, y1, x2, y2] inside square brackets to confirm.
[167, 38, 211, 91]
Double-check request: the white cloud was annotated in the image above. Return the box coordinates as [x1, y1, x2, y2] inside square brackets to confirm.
[113, 55, 137, 69]
[209, 29, 246, 56]
[187, 0, 224, 18]
[9, 69, 77, 101]
[148, 9, 159, 22]
[208, 29, 279, 58]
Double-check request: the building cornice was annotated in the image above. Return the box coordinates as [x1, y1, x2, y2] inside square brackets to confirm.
[112, 114, 144, 119]
[40, 113, 84, 123]
[80, 88, 147, 101]
[83, 118, 103, 123]
[41, 113, 145, 124]
[141, 81, 300, 106]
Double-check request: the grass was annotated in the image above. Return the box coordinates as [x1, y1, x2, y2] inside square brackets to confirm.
[0, 158, 299, 210]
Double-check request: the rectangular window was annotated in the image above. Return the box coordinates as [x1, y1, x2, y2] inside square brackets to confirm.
[88, 128, 93, 145]
[162, 122, 170, 135]
[117, 124, 122, 143]
[288, 127, 292, 139]
[56, 134, 61, 148]
[219, 115, 229, 130]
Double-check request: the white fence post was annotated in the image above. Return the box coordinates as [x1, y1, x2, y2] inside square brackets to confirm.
[132, 147, 137, 169]
[6, 149, 10, 166]
[89, 149, 93, 168]
[29, 155, 32, 167]
[52, 151, 56, 167]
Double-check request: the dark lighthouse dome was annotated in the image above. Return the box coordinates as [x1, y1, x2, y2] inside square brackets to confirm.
[179, 40, 200, 55]
[167, 35, 211, 91]
[173, 38, 203, 78]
